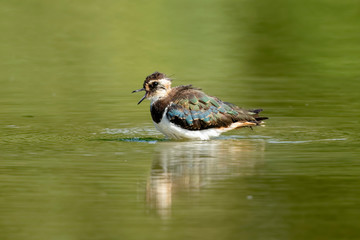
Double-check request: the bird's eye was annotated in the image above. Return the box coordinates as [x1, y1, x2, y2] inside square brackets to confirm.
[153, 82, 158, 87]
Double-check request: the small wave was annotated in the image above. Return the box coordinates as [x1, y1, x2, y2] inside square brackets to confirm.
[99, 128, 347, 144]
[101, 127, 159, 135]
[96, 137, 166, 144]
[268, 138, 347, 144]
[95, 127, 165, 143]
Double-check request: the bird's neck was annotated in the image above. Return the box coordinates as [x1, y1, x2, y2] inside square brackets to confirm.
[149, 87, 173, 105]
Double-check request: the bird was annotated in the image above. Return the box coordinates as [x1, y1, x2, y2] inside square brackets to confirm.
[132, 72, 268, 140]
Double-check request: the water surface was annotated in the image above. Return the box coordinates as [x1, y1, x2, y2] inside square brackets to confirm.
[1, 0, 360, 239]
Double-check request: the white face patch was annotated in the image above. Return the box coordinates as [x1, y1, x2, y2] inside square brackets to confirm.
[147, 78, 172, 103]
[158, 78, 171, 90]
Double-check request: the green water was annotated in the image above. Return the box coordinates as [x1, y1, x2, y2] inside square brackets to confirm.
[1, 0, 360, 239]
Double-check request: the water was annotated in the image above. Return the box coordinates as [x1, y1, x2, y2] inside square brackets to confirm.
[1, 0, 360, 239]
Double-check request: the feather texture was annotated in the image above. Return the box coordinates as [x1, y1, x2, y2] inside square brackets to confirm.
[150, 85, 267, 131]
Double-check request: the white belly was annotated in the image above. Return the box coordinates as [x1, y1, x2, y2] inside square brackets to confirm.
[153, 111, 225, 140]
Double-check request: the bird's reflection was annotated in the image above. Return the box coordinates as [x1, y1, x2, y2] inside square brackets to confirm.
[146, 139, 265, 218]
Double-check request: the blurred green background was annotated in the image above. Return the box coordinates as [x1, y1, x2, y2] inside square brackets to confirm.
[1, 0, 360, 240]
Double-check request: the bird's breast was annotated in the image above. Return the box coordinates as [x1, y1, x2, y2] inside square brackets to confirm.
[150, 101, 168, 124]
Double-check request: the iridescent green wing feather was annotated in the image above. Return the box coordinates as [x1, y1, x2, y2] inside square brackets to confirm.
[166, 89, 258, 130]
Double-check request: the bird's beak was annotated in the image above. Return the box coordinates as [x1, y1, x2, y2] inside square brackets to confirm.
[132, 88, 146, 105]
[136, 94, 146, 105]
[132, 88, 145, 93]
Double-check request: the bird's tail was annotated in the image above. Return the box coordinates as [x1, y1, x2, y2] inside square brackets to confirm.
[249, 109, 268, 125]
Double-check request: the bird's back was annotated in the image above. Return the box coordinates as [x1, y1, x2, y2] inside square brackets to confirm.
[151, 85, 267, 131]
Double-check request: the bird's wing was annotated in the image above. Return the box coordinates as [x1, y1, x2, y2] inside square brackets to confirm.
[166, 89, 259, 130]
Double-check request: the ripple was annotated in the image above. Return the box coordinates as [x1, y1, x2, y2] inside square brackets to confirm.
[101, 127, 159, 135]
[99, 128, 348, 144]
[268, 138, 347, 144]
[216, 135, 272, 140]
[95, 137, 167, 144]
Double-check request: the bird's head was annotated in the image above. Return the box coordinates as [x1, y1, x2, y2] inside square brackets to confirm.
[132, 72, 172, 104]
